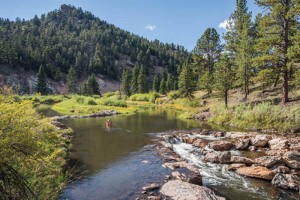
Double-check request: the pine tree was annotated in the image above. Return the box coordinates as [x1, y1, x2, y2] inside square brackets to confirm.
[255, 0, 299, 104]
[225, 0, 254, 100]
[153, 74, 160, 92]
[121, 68, 131, 96]
[178, 64, 195, 99]
[36, 64, 47, 94]
[130, 64, 140, 94]
[214, 54, 236, 107]
[166, 74, 175, 92]
[159, 78, 167, 94]
[86, 74, 101, 95]
[137, 65, 148, 93]
[193, 28, 222, 94]
[67, 67, 77, 93]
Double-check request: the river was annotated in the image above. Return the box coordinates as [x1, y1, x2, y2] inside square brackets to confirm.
[38, 106, 299, 200]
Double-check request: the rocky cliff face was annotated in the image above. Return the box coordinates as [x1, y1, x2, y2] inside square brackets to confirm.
[0, 65, 119, 94]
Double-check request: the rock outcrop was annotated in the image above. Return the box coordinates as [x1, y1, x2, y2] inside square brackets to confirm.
[272, 173, 300, 191]
[209, 141, 233, 151]
[236, 166, 275, 180]
[160, 180, 226, 200]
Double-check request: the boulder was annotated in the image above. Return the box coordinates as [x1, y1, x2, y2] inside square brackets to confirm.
[248, 146, 257, 152]
[230, 156, 254, 165]
[171, 169, 203, 186]
[251, 135, 272, 147]
[142, 183, 161, 191]
[204, 152, 231, 164]
[255, 156, 285, 168]
[227, 164, 246, 171]
[211, 131, 224, 137]
[163, 161, 199, 173]
[236, 139, 250, 150]
[272, 166, 291, 174]
[268, 138, 289, 150]
[236, 166, 275, 180]
[192, 138, 208, 148]
[209, 141, 233, 151]
[272, 173, 300, 191]
[283, 151, 300, 169]
[182, 137, 196, 144]
[160, 180, 226, 200]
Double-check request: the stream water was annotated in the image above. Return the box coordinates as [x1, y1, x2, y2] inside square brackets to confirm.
[38, 106, 299, 200]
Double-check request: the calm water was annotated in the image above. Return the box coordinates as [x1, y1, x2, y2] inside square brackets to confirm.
[52, 107, 299, 200]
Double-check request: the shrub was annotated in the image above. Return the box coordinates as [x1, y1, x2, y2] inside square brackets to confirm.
[167, 91, 180, 100]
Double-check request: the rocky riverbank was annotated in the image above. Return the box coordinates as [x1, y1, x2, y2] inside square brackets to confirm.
[137, 129, 300, 200]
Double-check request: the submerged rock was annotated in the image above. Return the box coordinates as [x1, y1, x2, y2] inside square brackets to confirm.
[272, 173, 300, 191]
[236, 166, 275, 180]
[209, 141, 233, 151]
[160, 180, 226, 200]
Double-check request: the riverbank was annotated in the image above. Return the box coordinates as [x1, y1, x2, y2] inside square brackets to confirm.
[137, 129, 300, 200]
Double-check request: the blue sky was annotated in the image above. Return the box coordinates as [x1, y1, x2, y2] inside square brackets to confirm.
[1, 0, 261, 51]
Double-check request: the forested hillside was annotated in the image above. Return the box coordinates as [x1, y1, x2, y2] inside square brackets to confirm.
[0, 4, 188, 93]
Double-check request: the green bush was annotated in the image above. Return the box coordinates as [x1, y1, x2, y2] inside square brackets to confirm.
[167, 91, 180, 100]
[98, 99, 127, 107]
[129, 92, 159, 102]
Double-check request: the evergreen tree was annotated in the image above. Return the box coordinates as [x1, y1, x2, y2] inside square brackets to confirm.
[225, 0, 254, 100]
[178, 64, 195, 99]
[166, 74, 175, 92]
[193, 28, 222, 94]
[130, 64, 140, 94]
[67, 67, 77, 93]
[36, 64, 47, 94]
[153, 74, 160, 92]
[214, 54, 236, 107]
[255, 0, 299, 104]
[86, 74, 101, 95]
[121, 68, 131, 96]
[137, 65, 148, 93]
[159, 78, 167, 94]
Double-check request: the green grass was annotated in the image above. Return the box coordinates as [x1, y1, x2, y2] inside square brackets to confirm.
[129, 92, 159, 103]
[209, 102, 300, 132]
[52, 95, 136, 115]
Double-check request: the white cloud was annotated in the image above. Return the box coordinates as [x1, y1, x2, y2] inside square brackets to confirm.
[218, 19, 234, 31]
[145, 25, 156, 31]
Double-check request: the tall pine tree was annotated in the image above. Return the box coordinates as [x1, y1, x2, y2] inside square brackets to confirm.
[178, 64, 196, 99]
[153, 74, 160, 92]
[130, 64, 140, 94]
[137, 65, 148, 93]
[255, 0, 299, 104]
[36, 64, 47, 94]
[121, 68, 131, 96]
[67, 67, 77, 93]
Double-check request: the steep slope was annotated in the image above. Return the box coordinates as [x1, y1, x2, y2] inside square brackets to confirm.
[0, 4, 189, 94]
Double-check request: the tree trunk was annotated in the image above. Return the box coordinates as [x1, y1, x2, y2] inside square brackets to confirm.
[225, 90, 228, 108]
[273, 75, 279, 88]
[282, 69, 289, 104]
[282, 0, 289, 105]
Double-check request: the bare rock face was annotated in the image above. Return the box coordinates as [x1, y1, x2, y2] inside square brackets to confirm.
[251, 135, 272, 147]
[272, 173, 300, 191]
[230, 156, 254, 165]
[255, 156, 285, 168]
[192, 138, 208, 148]
[160, 180, 226, 200]
[283, 151, 300, 169]
[204, 151, 231, 164]
[236, 166, 275, 180]
[268, 138, 289, 150]
[209, 141, 233, 151]
[227, 164, 246, 171]
[236, 139, 250, 150]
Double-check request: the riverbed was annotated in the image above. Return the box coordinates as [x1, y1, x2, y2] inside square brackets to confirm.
[52, 107, 299, 200]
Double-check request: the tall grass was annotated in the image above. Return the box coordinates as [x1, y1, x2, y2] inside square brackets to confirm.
[209, 102, 300, 132]
[129, 92, 159, 103]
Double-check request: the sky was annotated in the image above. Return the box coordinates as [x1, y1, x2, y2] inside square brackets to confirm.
[0, 0, 261, 51]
